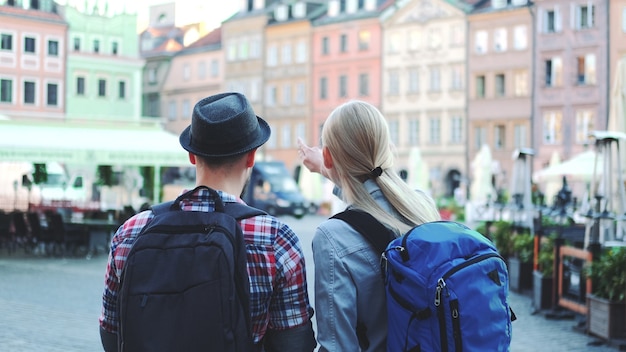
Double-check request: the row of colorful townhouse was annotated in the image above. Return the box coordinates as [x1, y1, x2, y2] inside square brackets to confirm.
[2, 0, 626, 201]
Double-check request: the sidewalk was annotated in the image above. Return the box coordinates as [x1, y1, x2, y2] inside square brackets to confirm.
[0, 253, 623, 351]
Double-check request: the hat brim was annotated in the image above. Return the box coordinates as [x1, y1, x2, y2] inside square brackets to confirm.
[179, 115, 271, 158]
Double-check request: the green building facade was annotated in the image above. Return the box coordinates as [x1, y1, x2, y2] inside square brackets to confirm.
[62, 5, 144, 121]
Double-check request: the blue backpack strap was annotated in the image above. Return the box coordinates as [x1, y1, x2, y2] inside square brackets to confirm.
[332, 209, 395, 254]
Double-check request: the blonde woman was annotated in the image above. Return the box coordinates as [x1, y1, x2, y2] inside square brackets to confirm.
[299, 100, 440, 351]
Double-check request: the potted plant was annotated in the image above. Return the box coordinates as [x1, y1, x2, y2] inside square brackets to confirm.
[491, 220, 514, 262]
[509, 230, 534, 292]
[533, 235, 555, 311]
[584, 246, 626, 340]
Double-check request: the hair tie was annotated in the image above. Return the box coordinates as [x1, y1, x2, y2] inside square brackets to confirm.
[369, 166, 383, 178]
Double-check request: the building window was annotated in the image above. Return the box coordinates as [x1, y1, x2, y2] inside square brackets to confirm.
[118, 81, 125, 99]
[514, 124, 527, 148]
[1, 79, 13, 103]
[24, 81, 35, 104]
[148, 68, 157, 84]
[339, 75, 348, 98]
[281, 124, 291, 148]
[47, 83, 58, 106]
[623, 6, 626, 33]
[322, 36, 329, 55]
[98, 79, 106, 97]
[475, 126, 486, 149]
[494, 28, 507, 52]
[295, 82, 305, 104]
[1, 34, 13, 51]
[73, 37, 80, 51]
[358, 30, 370, 51]
[320, 77, 327, 99]
[575, 4, 594, 29]
[388, 120, 399, 146]
[429, 67, 441, 92]
[545, 57, 563, 87]
[576, 54, 596, 85]
[295, 122, 305, 142]
[389, 32, 401, 54]
[451, 116, 463, 144]
[429, 117, 441, 144]
[238, 41, 249, 60]
[450, 25, 464, 46]
[408, 29, 421, 51]
[476, 75, 486, 98]
[359, 73, 369, 96]
[282, 84, 291, 105]
[494, 125, 505, 150]
[408, 68, 419, 94]
[296, 41, 307, 63]
[47, 40, 58, 57]
[409, 118, 420, 145]
[513, 25, 527, 50]
[183, 64, 190, 81]
[543, 111, 563, 145]
[281, 44, 292, 64]
[227, 43, 237, 61]
[182, 99, 190, 118]
[76, 76, 85, 95]
[93, 39, 100, 53]
[388, 71, 399, 95]
[24, 37, 36, 53]
[198, 62, 206, 79]
[428, 28, 442, 49]
[495, 73, 505, 97]
[475, 30, 487, 54]
[250, 38, 261, 59]
[450, 65, 463, 91]
[112, 41, 118, 55]
[168, 101, 176, 121]
[267, 45, 278, 67]
[513, 71, 527, 97]
[575, 110, 594, 144]
[543, 7, 561, 33]
[211, 60, 219, 77]
[265, 85, 277, 106]
[340, 34, 348, 53]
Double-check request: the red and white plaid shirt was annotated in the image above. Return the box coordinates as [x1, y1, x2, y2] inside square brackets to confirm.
[99, 187, 314, 343]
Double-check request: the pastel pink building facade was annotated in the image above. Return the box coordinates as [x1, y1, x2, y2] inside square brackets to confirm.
[0, 3, 67, 121]
[311, 7, 385, 145]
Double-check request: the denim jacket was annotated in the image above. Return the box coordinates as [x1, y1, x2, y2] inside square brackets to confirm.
[313, 180, 401, 352]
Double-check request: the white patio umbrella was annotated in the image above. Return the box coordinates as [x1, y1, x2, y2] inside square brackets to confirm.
[543, 151, 562, 205]
[532, 150, 601, 183]
[470, 144, 496, 204]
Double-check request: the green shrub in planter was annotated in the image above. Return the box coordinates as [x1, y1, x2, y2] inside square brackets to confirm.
[492, 221, 514, 260]
[584, 247, 626, 302]
[512, 231, 534, 263]
[537, 235, 555, 277]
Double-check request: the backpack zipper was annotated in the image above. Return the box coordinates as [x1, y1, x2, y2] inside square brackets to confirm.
[434, 253, 503, 351]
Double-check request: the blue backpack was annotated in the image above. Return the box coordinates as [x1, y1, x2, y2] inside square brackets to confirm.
[333, 210, 515, 352]
[118, 187, 265, 352]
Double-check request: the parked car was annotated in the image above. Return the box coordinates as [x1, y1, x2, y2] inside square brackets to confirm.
[242, 161, 309, 218]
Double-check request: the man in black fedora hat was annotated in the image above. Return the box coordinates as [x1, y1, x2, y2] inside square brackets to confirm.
[99, 92, 316, 351]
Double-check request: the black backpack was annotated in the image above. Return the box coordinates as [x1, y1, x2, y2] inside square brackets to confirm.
[118, 186, 265, 352]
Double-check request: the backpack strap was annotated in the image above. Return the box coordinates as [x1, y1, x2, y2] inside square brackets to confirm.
[332, 209, 395, 254]
[151, 186, 266, 220]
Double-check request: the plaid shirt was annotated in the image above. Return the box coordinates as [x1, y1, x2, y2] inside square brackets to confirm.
[99, 187, 313, 344]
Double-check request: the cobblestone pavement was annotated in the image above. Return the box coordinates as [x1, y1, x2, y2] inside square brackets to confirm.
[0, 214, 623, 351]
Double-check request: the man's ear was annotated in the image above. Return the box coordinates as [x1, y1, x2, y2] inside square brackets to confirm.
[245, 149, 257, 168]
[322, 146, 333, 170]
[189, 153, 197, 165]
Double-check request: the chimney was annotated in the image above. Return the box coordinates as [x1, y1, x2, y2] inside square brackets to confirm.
[275, 4, 288, 21]
[293, 2, 306, 18]
[492, 0, 507, 9]
[328, 0, 339, 17]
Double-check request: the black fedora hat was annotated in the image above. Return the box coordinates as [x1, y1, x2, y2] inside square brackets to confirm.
[179, 92, 271, 157]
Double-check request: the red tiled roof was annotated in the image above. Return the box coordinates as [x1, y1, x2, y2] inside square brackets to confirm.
[186, 27, 221, 49]
[0, 5, 66, 24]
